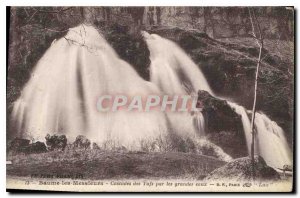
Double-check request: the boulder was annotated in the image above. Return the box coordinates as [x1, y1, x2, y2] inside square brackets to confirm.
[198, 90, 243, 132]
[204, 155, 280, 181]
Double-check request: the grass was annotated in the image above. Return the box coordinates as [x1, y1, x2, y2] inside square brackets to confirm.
[7, 150, 225, 180]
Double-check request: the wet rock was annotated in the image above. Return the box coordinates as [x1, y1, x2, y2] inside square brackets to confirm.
[104, 24, 150, 80]
[204, 155, 280, 181]
[198, 90, 242, 132]
[197, 90, 247, 158]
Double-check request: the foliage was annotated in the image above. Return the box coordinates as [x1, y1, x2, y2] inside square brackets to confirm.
[45, 134, 67, 151]
[72, 135, 91, 150]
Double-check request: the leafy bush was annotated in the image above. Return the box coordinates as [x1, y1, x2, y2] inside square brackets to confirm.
[72, 135, 91, 150]
[7, 138, 47, 154]
[45, 134, 67, 151]
[92, 142, 101, 150]
[27, 141, 47, 154]
[7, 138, 30, 154]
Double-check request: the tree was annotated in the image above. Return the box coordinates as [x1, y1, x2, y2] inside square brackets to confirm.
[248, 7, 264, 180]
[127, 7, 145, 34]
[156, 7, 161, 25]
[147, 7, 155, 26]
[189, 7, 199, 28]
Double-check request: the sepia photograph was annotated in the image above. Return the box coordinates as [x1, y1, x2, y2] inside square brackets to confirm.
[6, 6, 294, 192]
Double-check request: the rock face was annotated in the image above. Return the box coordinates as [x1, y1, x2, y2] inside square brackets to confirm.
[104, 24, 151, 80]
[204, 155, 280, 181]
[197, 90, 248, 158]
[198, 90, 242, 132]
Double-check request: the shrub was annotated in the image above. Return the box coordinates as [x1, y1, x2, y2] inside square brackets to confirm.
[73, 135, 91, 150]
[92, 142, 100, 150]
[26, 141, 47, 154]
[7, 138, 30, 154]
[45, 134, 67, 151]
[8, 138, 47, 154]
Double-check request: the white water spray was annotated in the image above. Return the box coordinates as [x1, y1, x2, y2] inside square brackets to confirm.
[11, 24, 168, 149]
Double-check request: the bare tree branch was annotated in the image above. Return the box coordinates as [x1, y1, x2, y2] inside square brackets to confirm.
[248, 7, 264, 181]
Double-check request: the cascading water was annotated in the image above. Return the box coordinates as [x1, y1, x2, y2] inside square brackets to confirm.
[10, 23, 292, 167]
[254, 113, 292, 168]
[10, 24, 168, 149]
[142, 31, 211, 137]
[142, 31, 292, 169]
[227, 102, 252, 152]
[143, 31, 232, 162]
[229, 102, 292, 168]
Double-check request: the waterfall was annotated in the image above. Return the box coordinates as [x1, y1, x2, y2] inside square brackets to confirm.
[142, 31, 211, 137]
[254, 113, 292, 168]
[143, 31, 232, 161]
[10, 24, 168, 149]
[227, 102, 252, 153]
[193, 112, 205, 137]
[228, 102, 292, 168]
[10, 24, 292, 166]
[143, 31, 292, 169]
